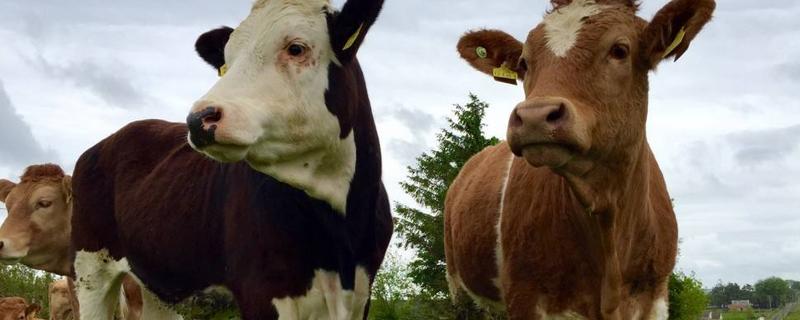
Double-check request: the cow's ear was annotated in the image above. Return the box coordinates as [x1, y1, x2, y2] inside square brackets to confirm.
[640, 0, 715, 69]
[457, 29, 524, 85]
[329, 0, 384, 63]
[0, 179, 15, 203]
[25, 303, 41, 316]
[195, 26, 234, 74]
[61, 176, 73, 204]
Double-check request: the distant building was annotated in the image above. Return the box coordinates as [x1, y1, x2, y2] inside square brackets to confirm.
[728, 300, 752, 311]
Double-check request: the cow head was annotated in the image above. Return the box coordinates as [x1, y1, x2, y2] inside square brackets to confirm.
[187, 0, 383, 213]
[458, 0, 714, 174]
[0, 298, 41, 320]
[0, 164, 72, 271]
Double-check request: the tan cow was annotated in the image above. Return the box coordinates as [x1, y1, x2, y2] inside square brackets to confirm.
[0, 164, 141, 320]
[445, 0, 715, 319]
[0, 297, 41, 320]
[48, 279, 73, 320]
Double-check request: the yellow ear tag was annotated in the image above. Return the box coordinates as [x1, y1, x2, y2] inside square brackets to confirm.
[342, 23, 364, 50]
[492, 64, 518, 85]
[218, 64, 228, 77]
[662, 27, 686, 58]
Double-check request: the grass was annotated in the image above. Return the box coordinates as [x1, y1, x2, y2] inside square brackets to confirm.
[785, 304, 800, 320]
[716, 309, 777, 320]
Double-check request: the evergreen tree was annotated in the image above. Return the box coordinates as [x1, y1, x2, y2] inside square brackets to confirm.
[395, 93, 499, 298]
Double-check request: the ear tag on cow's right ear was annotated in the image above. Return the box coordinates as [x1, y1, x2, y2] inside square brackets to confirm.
[476, 46, 488, 59]
[662, 26, 686, 59]
[218, 64, 229, 77]
[492, 63, 518, 85]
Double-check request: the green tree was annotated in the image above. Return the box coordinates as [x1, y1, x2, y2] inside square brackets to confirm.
[394, 93, 499, 299]
[755, 277, 791, 308]
[0, 264, 56, 319]
[668, 271, 709, 320]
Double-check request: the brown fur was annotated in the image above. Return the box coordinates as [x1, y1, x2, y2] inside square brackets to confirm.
[447, 0, 714, 319]
[19, 164, 65, 184]
[0, 297, 41, 320]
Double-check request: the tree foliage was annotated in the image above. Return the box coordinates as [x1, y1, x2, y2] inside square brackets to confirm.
[668, 271, 709, 320]
[754, 277, 792, 308]
[394, 93, 499, 298]
[0, 264, 56, 319]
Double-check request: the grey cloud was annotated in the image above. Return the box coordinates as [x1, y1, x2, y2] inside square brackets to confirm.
[727, 124, 800, 166]
[382, 107, 438, 165]
[0, 80, 57, 167]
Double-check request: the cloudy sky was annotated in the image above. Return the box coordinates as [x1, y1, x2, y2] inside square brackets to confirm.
[0, 0, 798, 287]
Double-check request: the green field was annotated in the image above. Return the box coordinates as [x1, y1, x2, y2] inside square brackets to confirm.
[785, 305, 800, 320]
[713, 309, 777, 320]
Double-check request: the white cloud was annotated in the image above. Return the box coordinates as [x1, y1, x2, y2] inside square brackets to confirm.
[0, 0, 797, 288]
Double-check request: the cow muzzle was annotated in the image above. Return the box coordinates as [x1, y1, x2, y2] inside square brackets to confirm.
[507, 97, 591, 168]
[187, 106, 223, 149]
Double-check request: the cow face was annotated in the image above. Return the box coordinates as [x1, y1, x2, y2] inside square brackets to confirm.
[458, 0, 714, 173]
[188, 0, 383, 213]
[0, 298, 40, 320]
[0, 165, 72, 266]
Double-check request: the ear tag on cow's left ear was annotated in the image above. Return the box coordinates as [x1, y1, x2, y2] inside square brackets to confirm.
[662, 26, 686, 59]
[218, 64, 229, 77]
[492, 63, 518, 85]
[343, 23, 365, 50]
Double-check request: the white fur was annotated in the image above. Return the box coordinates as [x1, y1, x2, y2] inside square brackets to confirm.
[649, 298, 668, 320]
[74, 250, 182, 320]
[543, 0, 605, 57]
[271, 266, 371, 320]
[493, 154, 515, 293]
[191, 0, 355, 215]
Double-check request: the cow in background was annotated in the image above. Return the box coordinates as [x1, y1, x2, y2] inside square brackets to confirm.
[445, 0, 715, 319]
[0, 164, 142, 320]
[0, 297, 41, 320]
[48, 279, 73, 320]
[70, 0, 392, 319]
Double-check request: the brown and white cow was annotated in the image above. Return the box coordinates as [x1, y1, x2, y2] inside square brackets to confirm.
[0, 164, 142, 320]
[444, 0, 715, 319]
[0, 297, 41, 320]
[70, 0, 392, 319]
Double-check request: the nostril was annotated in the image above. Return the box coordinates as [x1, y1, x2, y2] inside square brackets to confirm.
[546, 104, 567, 123]
[0, 241, 4, 250]
[509, 109, 524, 128]
[201, 108, 223, 126]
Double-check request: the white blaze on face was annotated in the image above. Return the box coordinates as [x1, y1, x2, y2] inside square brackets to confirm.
[543, 0, 606, 57]
[194, 0, 356, 214]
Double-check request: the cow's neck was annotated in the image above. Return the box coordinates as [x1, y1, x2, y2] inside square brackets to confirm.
[23, 241, 73, 276]
[250, 133, 357, 215]
[558, 134, 654, 316]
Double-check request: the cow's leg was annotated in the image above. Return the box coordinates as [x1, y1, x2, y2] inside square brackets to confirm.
[74, 250, 128, 320]
[137, 285, 183, 320]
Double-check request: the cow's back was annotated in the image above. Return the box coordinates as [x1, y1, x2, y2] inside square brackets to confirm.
[444, 142, 514, 307]
[72, 119, 229, 301]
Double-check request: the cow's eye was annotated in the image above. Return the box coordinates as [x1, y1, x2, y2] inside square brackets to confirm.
[609, 43, 629, 60]
[287, 43, 306, 57]
[37, 200, 52, 208]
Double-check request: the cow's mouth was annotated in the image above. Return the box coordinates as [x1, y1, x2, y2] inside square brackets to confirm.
[518, 142, 579, 168]
[0, 256, 23, 264]
[198, 142, 250, 163]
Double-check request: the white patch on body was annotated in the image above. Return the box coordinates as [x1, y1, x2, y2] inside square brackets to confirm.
[493, 154, 515, 293]
[649, 298, 668, 320]
[543, 0, 606, 57]
[271, 266, 371, 320]
[74, 250, 182, 320]
[192, 0, 355, 214]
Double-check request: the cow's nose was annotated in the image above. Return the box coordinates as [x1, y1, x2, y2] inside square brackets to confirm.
[187, 106, 223, 148]
[509, 100, 571, 134]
